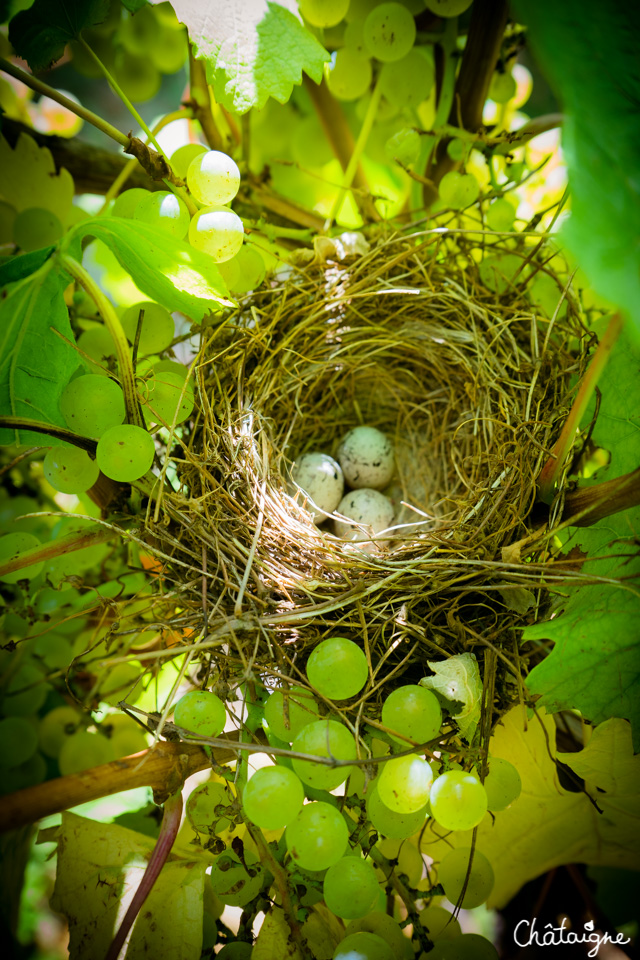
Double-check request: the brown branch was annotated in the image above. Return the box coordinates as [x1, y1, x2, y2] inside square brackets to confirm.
[0, 524, 117, 579]
[562, 467, 640, 527]
[187, 54, 224, 152]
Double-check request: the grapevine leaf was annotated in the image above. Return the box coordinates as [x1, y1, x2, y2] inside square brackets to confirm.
[419, 652, 482, 741]
[121, 0, 148, 10]
[419, 708, 640, 908]
[67, 217, 234, 321]
[50, 813, 206, 960]
[514, 0, 640, 340]
[252, 910, 302, 960]
[164, 0, 329, 114]
[8, 0, 112, 71]
[0, 133, 74, 225]
[0, 261, 78, 445]
[301, 904, 343, 960]
[0, 248, 55, 286]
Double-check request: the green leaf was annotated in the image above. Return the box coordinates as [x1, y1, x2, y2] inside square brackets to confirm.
[67, 217, 233, 321]
[0, 248, 55, 287]
[252, 909, 302, 960]
[169, 0, 329, 114]
[514, 0, 640, 340]
[122, 0, 147, 10]
[419, 652, 481, 741]
[0, 261, 79, 445]
[8, 0, 112, 71]
[50, 813, 206, 960]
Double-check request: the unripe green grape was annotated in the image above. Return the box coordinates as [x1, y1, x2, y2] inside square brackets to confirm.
[77, 326, 118, 371]
[419, 905, 462, 941]
[1, 751, 46, 794]
[119, 6, 159, 56]
[299, 0, 350, 27]
[59, 374, 126, 438]
[425, 933, 499, 959]
[264, 685, 319, 742]
[423, 0, 473, 16]
[13, 207, 63, 252]
[366, 785, 428, 839]
[170, 143, 207, 180]
[379, 47, 435, 109]
[43, 446, 99, 494]
[344, 18, 367, 54]
[306, 637, 368, 700]
[438, 846, 494, 908]
[377, 754, 433, 813]
[478, 253, 521, 294]
[376, 836, 423, 885]
[121, 301, 175, 354]
[96, 424, 155, 482]
[217, 943, 253, 960]
[292, 720, 356, 790]
[58, 730, 115, 775]
[187, 150, 241, 206]
[149, 23, 188, 74]
[489, 71, 517, 104]
[98, 663, 142, 706]
[0, 716, 38, 768]
[363, 3, 416, 63]
[134, 190, 190, 238]
[0, 532, 44, 583]
[242, 765, 304, 830]
[430, 770, 487, 830]
[218, 244, 267, 295]
[286, 800, 350, 870]
[333, 932, 394, 960]
[209, 850, 264, 906]
[326, 49, 373, 101]
[140, 371, 195, 426]
[104, 714, 148, 757]
[438, 170, 480, 208]
[173, 689, 226, 737]
[114, 51, 161, 102]
[486, 197, 515, 232]
[381, 684, 442, 744]
[385, 128, 421, 166]
[324, 857, 380, 919]
[186, 781, 235, 836]
[189, 204, 244, 262]
[38, 706, 83, 757]
[28, 632, 74, 672]
[345, 912, 407, 956]
[446, 138, 465, 161]
[483, 757, 521, 810]
[112, 188, 148, 218]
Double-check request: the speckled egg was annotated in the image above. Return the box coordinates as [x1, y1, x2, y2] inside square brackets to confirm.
[290, 452, 344, 523]
[337, 426, 395, 489]
[334, 488, 395, 545]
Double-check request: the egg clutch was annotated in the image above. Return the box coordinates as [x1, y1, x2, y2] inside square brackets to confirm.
[289, 426, 397, 551]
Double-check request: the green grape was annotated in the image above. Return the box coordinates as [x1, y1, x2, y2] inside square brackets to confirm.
[209, 850, 264, 906]
[58, 730, 115, 775]
[430, 770, 487, 830]
[486, 197, 515, 232]
[96, 424, 155, 482]
[13, 207, 63, 252]
[69, 32, 116, 77]
[0, 532, 44, 583]
[385, 128, 421, 166]
[152, 359, 189, 379]
[149, 23, 188, 74]
[43, 446, 99, 494]
[263, 685, 319, 742]
[291, 720, 356, 790]
[419, 904, 462, 941]
[423, 0, 473, 16]
[119, 6, 160, 56]
[112, 188, 148, 218]
[154, 1, 183, 28]
[345, 912, 407, 956]
[489, 71, 517, 104]
[38, 706, 83, 758]
[140, 371, 195, 426]
[377, 754, 433, 813]
[306, 637, 368, 700]
[344, 18, 367, 54]
[0, 716, 38, 767]
[114, 51, 161, 102]
[188, 205, 244, 262]
[381, 685, 442, 744]
[299, 0, 350, 27]
[363, 3, 416, 63]
[60, 374, 126, 438]
[379, 47, 435, 109]
[218, 244, 267, 295]
[376, 836, 423, 885]
[98, 663, 142, 706]
[333, 932, 394, 960]
[425, 933, 499, 959]
[446, 138, 465, 161]
[173, 689, 226, 736]
[0, 200, 16, 243]
[187, 150, 241, 206]
[121, 301, 175, 354]
[478, 254, 521, 293]
[286, 800, 349, 870]
[438, 846, 494, 908]
[102, 714, 148, 757]
[28, 632, 74, 672]
[170, 143, 207, 180]
[324, 857, 380, 919]
[217, 944, 253, 960]
[1, 751, 47, 794]
[134, 190, 190, 239]
[366, 785, 427, 839]
[483, 757, 521, 810]
[438, 171, 480, 208]
[0, 663, 46, 716]
[77, 326, 118, 371]
[186, 781, 235, 836]
[242, 765, 304, 830]
[326, 49, 373, 101]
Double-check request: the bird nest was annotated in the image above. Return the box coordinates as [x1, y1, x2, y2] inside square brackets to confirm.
[141, 226, 587, 735]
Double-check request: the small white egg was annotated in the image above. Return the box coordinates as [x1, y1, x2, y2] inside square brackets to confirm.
[290, 452, 344, 523]
[334, 488, 395, 546]
[337, 426, 395, 489]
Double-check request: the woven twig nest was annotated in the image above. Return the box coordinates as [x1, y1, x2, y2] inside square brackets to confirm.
[146, 227, 585, 725]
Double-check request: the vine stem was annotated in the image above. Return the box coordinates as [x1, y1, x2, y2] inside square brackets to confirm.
[0, 524, 116, 579]
[0, 57, 129, 147]
[59, 254, 144, 428]
[104, 790, 183, 960]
